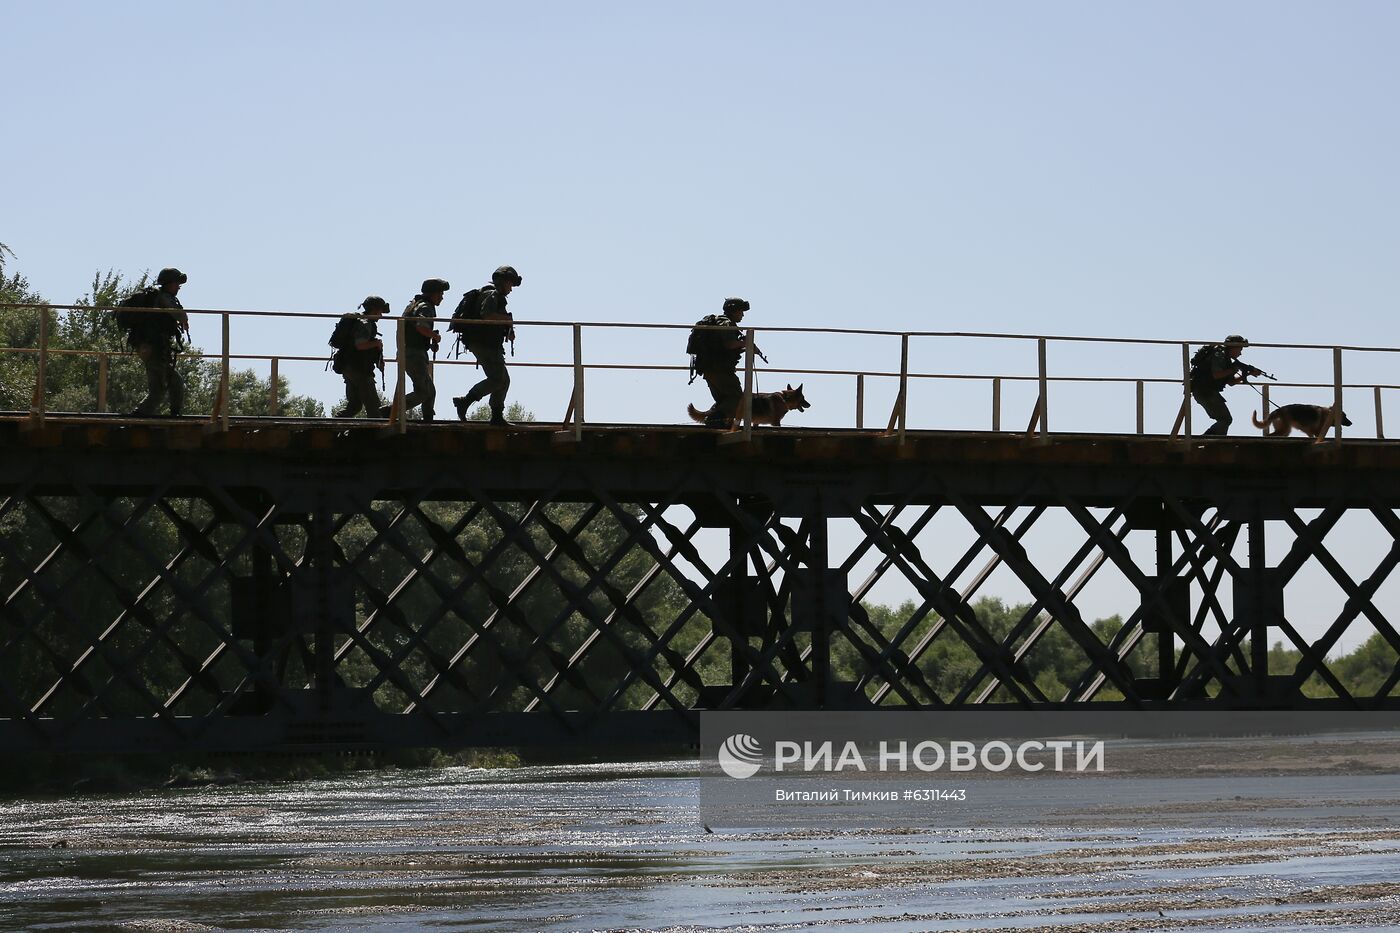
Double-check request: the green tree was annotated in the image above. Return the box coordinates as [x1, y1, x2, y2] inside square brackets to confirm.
[0, 252, 322, 417]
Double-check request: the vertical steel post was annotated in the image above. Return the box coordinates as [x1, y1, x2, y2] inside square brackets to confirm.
[1156, 527, 1175, 697]
[856, 373, 864, 430]
[34, 307, 48, 422]
[1333, 347, 1344, 441]
[220, 312, 231, 431]
[728, 527, 748, 689]
[898, 334, 909, 444]
[269, 357, 280, 416]
[1037, 337, 1048, 441]
[1249, 517, 1268, 700]
[1181, 343, 1192, 439]
[1376, 386, 1385, 439]
[992, 377, 1001, 432]
[1261, 384, 1270, 434]
[741, 327, 756, 441]
[97, 353, 109, 413]
[810, 512, 831, 708]
[311, 499, 336, 697]
[572, 323, 584, 442]
[1135, 380, 1144, 434]
[395, 316, 408, 435]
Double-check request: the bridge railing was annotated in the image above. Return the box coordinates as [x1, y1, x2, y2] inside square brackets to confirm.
[1, 301, 1398, 442]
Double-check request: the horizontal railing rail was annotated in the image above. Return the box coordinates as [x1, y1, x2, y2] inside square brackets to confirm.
[0, 301, 1393, 442]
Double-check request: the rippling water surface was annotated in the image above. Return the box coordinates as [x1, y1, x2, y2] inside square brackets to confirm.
[2, 761, 1399, 932]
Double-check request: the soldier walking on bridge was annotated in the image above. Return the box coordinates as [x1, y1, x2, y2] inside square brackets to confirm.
[687, 297, 751, 428]
[451, 265, 522, 427]
[120, 267, 190, 418]
[330, 296, 389, 418]
[1190, 334, 1265, 436]
[399, 279, 447, 422]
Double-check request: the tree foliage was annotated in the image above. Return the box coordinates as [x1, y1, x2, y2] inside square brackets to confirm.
[0, 252, 322, 417]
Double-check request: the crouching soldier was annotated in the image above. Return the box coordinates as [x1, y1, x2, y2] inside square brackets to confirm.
[1189, 334, 1252, 436]
[329, 296, 389, 417]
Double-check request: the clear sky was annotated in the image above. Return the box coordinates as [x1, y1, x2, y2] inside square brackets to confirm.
[5, 1, 1400, 646]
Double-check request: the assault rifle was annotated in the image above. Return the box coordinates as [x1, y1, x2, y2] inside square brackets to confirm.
[1237, 362, 1276, 382]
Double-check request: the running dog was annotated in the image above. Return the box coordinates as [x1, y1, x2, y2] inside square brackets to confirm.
[689, 383, 812, 427]
[1252, 403, 1352, 440]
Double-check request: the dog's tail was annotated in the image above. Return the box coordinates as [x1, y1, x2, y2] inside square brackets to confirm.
[1252, 411, 1268, 429]
[687, 403, 708, 423]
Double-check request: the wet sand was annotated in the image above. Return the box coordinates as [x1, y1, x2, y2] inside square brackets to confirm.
[0, 759, 1398, 931]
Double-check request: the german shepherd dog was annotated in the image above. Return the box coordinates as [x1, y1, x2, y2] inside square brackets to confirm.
[1252, 404, 1352, 440]
[689, 383, 812, 427]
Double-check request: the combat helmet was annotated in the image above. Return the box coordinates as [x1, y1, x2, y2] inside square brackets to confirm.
[492, 265, 522, 287]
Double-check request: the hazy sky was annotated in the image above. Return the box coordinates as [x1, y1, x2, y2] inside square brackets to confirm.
[6, 1, 1399, 644]
[6, 0, 1399, 423]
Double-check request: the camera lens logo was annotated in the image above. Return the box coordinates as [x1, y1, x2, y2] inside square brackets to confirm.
[718, 733, 763, 779]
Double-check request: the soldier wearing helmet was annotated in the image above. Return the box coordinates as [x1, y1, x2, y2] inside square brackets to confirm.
[333, 296, 390, 418]
[126, 267, 191, 417]
[690, 297, 751, 428]
[1189, 334, 1251, 436]
[399, 278, 448, 422]
[452, 265, 522, 427]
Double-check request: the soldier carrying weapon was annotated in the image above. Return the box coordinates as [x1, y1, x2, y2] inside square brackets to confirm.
[1189, 334, 1275, 436]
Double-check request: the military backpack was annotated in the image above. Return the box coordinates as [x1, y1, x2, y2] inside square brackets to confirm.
[448, 288, 487, 334]
[686, 314, 733, 376]
[113, 287, 162, 337]
[1189, 344, 1222, 389]
[327, 313, 366, 373]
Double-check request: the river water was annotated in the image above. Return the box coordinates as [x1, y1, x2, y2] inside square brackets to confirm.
[2, 760, 1399, 932]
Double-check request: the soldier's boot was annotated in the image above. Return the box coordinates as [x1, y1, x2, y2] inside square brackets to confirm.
[453, 397, 469, 422]
[489, 408, 512, 427]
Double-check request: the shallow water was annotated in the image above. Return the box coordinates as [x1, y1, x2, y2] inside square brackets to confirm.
[1, 761, 1399, 932]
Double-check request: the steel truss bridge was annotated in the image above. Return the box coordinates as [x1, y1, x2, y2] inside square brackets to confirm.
[1, 417, 1398, 755]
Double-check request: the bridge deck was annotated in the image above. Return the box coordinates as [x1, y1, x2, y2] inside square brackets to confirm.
[4, 414, 1398, 473]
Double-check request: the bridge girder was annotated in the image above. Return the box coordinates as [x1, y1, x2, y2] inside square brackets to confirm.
[1, 421, 1398, 754]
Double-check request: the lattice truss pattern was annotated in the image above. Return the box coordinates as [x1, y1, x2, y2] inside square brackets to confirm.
[2, 461, 1399, 751]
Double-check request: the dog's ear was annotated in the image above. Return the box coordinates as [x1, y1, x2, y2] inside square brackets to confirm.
[785, 383, 793, 391]
[796, 383, 803, 393]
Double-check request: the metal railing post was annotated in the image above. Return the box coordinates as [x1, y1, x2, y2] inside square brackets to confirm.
[220, 312, 231, 431]
[898, 333, 909, 443]
[396, 316, 408, 435]
[856, 373, 864, 430]
[33, 306, 49, 424]
[741, 327, 756, 442]
[1376, 386, 1385, 440]
[1181, 343, 1193, 439]
[1135, 379, 1144, 434]
[992, 377, 1001, 432]
[1260, 384, 1270, 434]
[1037, 337, 1047, 441]
[268, 357, 280, 416]
[98, 352, 109, 413]
[572, 323, 584, 441]
[1333, 347, 1344, 441]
